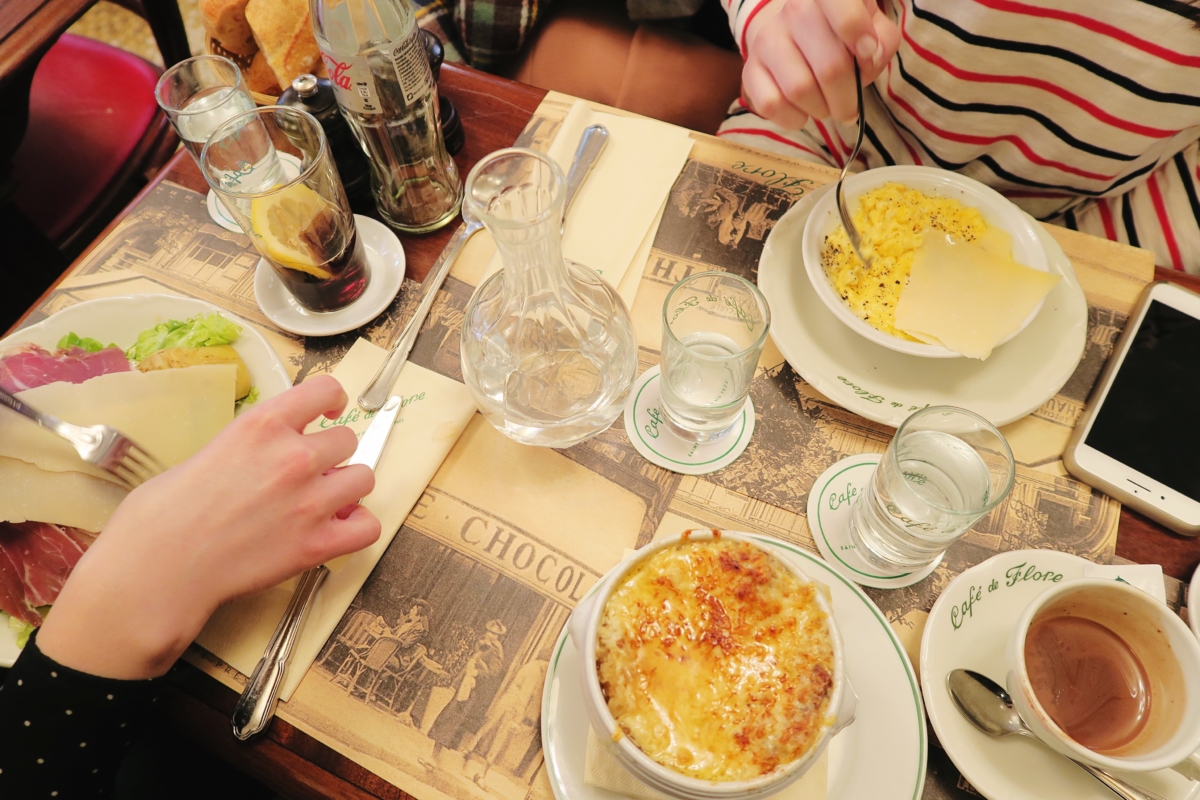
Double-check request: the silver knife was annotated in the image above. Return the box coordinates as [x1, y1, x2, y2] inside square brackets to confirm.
[230, 394, 404, 740]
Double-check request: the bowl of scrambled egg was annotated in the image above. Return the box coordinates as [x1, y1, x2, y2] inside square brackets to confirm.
[801, 166, 1054, 359]
[566, 530, 857, 800]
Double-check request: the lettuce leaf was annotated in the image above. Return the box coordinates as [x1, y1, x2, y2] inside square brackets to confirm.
[125, 313, 242, 363]
[56, 332, 117, 352]
[235, 385, 260, 410]
[7, 607, 50, 649]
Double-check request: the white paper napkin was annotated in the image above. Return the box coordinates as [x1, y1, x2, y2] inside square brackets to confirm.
[484, 99, 693, 308]
[195, 339, 478, 700]
[1082, 563, 1167, 604]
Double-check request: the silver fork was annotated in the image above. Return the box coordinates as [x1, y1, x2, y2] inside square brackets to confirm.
[835, 60, 873, 269]
[0, 387, 165, 489]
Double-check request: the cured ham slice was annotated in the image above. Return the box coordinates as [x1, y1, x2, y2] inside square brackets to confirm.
[0, 521, 93, 627]
[0, 343, 131, 393]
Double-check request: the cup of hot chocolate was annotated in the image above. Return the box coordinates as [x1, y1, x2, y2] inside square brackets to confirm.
[1006, 578, 1200, 779]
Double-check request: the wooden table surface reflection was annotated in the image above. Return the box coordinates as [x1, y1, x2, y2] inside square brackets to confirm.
[28, 62, 1200, 800]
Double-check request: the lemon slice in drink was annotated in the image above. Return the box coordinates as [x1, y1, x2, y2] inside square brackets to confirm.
[250, 183, 337, 280]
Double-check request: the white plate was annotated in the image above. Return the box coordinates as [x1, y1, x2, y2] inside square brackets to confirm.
[921, 549, 1199, 800]
[253, 215, 405, 337]
[1191, 564, 1200, 643]
[0, 293, 292, 667]
[758, 184, 1088, 428]
[541, 534, 927, 800]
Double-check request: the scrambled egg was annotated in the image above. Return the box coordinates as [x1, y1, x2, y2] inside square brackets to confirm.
[821, 183, 988, 338]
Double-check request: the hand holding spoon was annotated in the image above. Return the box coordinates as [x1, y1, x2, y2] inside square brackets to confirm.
[947, 669, 1167, 800]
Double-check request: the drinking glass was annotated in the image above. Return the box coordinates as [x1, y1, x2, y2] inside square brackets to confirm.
[850, 406, 1015, 572]
[201, 106, 370, 313]
[659, 271, 771, 442]
[155, 55, 255, 164]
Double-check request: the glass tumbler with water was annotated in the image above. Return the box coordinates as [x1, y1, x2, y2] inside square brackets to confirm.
[850, 406, 1015, 573]
[155, 55, 255, 164]
[659, 271, 770, 442]
[201, 106, 370, 312]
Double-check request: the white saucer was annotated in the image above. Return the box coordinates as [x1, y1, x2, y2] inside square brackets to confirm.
[623, 366, 756, 475]
[758, 184, 1088, 428]
[253, 215, 405, 337]
[807, 454, 943, 589]
[921, 549, 1198, 800]
[542, 534, 927, 800]
[1190, 564, 1200, 643]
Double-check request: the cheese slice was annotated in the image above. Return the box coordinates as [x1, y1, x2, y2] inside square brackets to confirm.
[0, 364, 238, 486]
[894, 233, 1060, 360]
[0, 457, 127, 532]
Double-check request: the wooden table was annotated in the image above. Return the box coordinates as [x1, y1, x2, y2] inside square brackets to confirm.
[22, 62, 1200, 800]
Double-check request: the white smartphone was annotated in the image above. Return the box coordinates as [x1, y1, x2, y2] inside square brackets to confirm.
[1065, 280, 1200, 536]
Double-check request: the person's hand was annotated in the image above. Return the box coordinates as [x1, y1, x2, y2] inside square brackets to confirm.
[741, 0, 900, 129]
[38, 375, 380, 679]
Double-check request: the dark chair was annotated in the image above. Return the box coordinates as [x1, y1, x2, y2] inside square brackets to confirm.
[1, 0, 191, 330]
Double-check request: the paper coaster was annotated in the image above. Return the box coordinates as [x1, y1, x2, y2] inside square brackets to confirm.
[623, 366, 755, 476]
[205, 153, 303, 233]
[807, 454, 942, 589]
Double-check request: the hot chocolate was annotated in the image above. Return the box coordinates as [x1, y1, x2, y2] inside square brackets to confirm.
[1025, 614, 1151, 752]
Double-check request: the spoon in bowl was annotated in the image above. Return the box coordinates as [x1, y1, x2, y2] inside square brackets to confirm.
[946, 669, 1166, 800]
[835, 61, 872, 269]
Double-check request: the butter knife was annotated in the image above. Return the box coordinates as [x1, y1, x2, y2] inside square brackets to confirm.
[230, 394, 404, 740]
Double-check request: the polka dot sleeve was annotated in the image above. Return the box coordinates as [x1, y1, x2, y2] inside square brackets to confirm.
[0, 629, 162, 798]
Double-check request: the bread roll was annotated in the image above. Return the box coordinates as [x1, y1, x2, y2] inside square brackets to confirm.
[245, 0, 323, 89]
[245, 50, 282, 95]
[200, 0, 257, 57]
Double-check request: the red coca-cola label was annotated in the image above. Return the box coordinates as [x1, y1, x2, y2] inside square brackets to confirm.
[320, 51, 381, 116]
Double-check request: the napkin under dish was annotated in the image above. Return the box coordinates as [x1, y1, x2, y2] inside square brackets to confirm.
[194, 339, 477, 701]
[484, 99, 693, 304]
[1082, 563, 1167, 604]
[583, 728, 828, 800]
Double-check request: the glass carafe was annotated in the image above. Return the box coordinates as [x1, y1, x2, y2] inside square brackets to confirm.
[460, 149, 637, 447]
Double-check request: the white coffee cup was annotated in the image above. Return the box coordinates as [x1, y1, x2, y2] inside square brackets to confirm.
[1006, 578, 1200, 779]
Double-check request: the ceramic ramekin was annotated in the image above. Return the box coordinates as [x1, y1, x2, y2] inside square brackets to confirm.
[801, 165, 1050, 358]
[567, 530, 857, 800]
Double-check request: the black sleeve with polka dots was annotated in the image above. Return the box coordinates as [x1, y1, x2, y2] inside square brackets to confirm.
[0, 629, 162, 799]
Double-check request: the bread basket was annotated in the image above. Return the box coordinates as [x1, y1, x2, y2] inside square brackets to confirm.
[205, 38, 279, 105]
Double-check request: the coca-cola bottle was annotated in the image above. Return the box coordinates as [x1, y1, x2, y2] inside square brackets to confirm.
[310, 0, 463, 233]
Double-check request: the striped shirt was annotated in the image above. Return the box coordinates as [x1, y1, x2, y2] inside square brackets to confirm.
[718, 0, 1200, 272]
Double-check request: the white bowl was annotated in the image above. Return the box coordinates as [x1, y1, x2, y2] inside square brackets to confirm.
[566, 531, 857, 800]
[801, 165, 1050, 358]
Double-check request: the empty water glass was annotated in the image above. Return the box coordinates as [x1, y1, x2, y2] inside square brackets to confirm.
[659, 271, 770, 443]
[850, 406, 1015, 573]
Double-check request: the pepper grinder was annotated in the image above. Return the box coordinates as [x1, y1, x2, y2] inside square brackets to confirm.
[278, 74, 376, 216]
[420, 29, 465, 156]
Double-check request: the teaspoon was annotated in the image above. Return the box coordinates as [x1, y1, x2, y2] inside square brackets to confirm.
[946, 669, 1166, 800]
